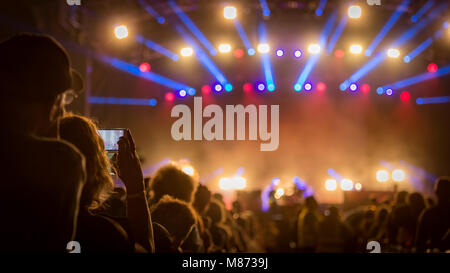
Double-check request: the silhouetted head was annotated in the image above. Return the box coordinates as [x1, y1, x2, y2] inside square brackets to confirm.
[396, 191, 408, 205]
[193, 184, 211, 215]
[434, 177, 450, 205]
[376, 208, 388, 222]
[328, 206, 339, 218]
[59, 114, 113, 210]
[304, 196, 318, 210]
[206, 199, 226, 225]
[151, 195, 196, 248]
[0, 33, 83, 135]
[150, 164, 198, 203]
[408, 192, 425, 211]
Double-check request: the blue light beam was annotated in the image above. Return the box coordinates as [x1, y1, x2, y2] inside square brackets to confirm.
[233, 19, 254, 53]
[258, 21, 275, 91]
[88, 96, 157, 106]
[169, 0, 217, 55]
[326, 15, 347, 54]
[411, 0, 434, 23]
[260, 0, 271, 17]
[135, 35, 179, 61]
[295, 13, 337, 91]
[315, 0, 328, 16]
[403, 24, 447, 63]
[138, 0, 166, 24]
[365, 0, 410, 57]
[327, 168, 343, 181]
[416, 96, 450, 105]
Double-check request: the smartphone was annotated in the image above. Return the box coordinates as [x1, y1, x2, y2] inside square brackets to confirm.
[98, 128, 126, 152]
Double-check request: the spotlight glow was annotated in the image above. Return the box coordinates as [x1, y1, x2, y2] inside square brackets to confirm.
[400, 91, 410, 102]
[427, 63, 438, 73]
[201, 85, 211, 94]
[317, 82, 326, 92]
[182, 165, 194, 176]
[179, 89, 187, 97]
[214, 84, 223, 92]
[225, 83, 233, 92]
[257, 83, 265, 91]
[325, 179, 337, 191]
[387, 48, 400, 58]
[349, 83, 358, 92]
[276, 49, 284, 57]
[243, 83, 253, 92]
[267, 83, 275, 91]
[348, 5, 362, 19]
[234, 48, 244, 58]
[294, 83, 302, 91]
[308, 43, 321, 54]
[218, 43, 231, 53]
[294, 50, 302, 58]
[349, 44, 363, 54]
[114, 25, 129, 39]
[304, 83, 312, 91]
[180, 47, 194, 57]
[340, 179, 354, 191]
[139, 62, 151, 72]
[386, 88, 393, 96]
[335, 49, 345, 58]
[187, 88, 196, 96]
[376, 170, 389, 182]
[224, 6, 237, 20]
[165, 92, 175, 102]
[247, 48, 256, 56]
[361, 83, 370, 93]
[355, 183, 362, 191]
[392, 169, 405, 182]
[257, 43, 270, 54]
[274, 188, 285, 199]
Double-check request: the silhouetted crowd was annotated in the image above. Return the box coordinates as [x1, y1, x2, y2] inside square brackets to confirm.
[1, 33, 449, 253]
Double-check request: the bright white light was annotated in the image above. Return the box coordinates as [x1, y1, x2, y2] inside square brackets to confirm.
[180, 47, 194, 57]
[233, 177, 247, 190]
[325, 179, 337, 191]
[355, 183, 362, 191]
[257, 43, 270, 54]
[340, 179, 354, 191]
[308, 43, 321, 54]
[182, 165, 194, 176]
[348, 5, 362, 19]
[274, 188, 285, 199]
[349, 44, 363, 54]
[219, 177, 232, 190]
[376, 170, 389, 182]
[218, 176, 246, 190]
[387, 48, 400, 58]
[114, 25, 128, 39]
[224, 6, 237, 20]
[272, 178, 280, 186]
[218, 43, 231, 53]
[392, 169, 405, 182]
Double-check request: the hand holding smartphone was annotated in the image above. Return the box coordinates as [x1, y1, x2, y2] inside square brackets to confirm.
[98, 128, 126, 152]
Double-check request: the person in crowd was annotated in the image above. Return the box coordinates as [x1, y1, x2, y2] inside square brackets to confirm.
[150, 195, 197, 252]
[415, 177, 450, 252]
[368, 207, 389, 243]
[149, 164, 203, 252]
[407, 192, 426, 245]
[317, 206, 352, 253]
[193, 184, 214, 252]
[59, 115, 154, 252]
[206, 199, 230, 252]
[297, 196, 322, 252]
[387, 191, 414, 250]
[0, 33, 86, 252]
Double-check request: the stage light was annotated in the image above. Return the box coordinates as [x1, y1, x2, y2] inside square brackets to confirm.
[243, 83, 253, 92]
[234, 48, 244, 58]
[392, 169, 405, 182]
[294, 83, 302, 91]
[387, 48, 400, 58]
[234, 177, 247, 190]
[340, 179, 354, 191]
[294, 50, 302, 58]
[179, 89, 187, 97]
[257, 43, 270, 54]
[355, 183, 362, 191]
[317, 82, 326, 92]
[187, 88, 196, 96]
[304, 83, 312, 91]
[180, 47, 194, 57]
[224, 6, 237, 20]
[267, 83, 275, 91]
[349, 83, 358, 92]
[225, 83, 233, 92]
[308, 43, 321, 54]
[214, 84, 223, 92]
[114, 25, 129, 39]
[349, 44, 363, 54]
[257, 83, 266, 91]
[386, 88, 393, 96]
[219, 178, 232, 190]
[376, 170, 389, 182]
[376, 87, 384, 95]
[248, 48, 256, 56]
[403, 56, 411, 63]
[274, 188, 285, 199]
[400, 91, 410, 102]
[427, 63, 438, 73]
[139, 62, 151, 72]
[348, 5, 362, 19]
[201, 85, 211, 94]
[361, 83, 370, 93]
[325, 179, 337, 191]
[218, 43, 231, 53]
[165, 92, 175, 102]
[182, 165, 194, 176]
[276, 49, 284, 57]
[335, 49, 345, 58]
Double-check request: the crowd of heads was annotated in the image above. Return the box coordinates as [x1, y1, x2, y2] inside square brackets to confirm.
[1, 33, 449, 253]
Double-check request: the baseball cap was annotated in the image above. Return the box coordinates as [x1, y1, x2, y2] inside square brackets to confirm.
[0, 33, 84, 102]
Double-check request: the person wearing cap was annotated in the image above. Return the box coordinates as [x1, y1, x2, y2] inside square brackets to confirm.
[0, 33, 86, 252]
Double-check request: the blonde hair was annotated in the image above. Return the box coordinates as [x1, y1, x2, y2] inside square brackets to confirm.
[59, 114, 114, 210]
